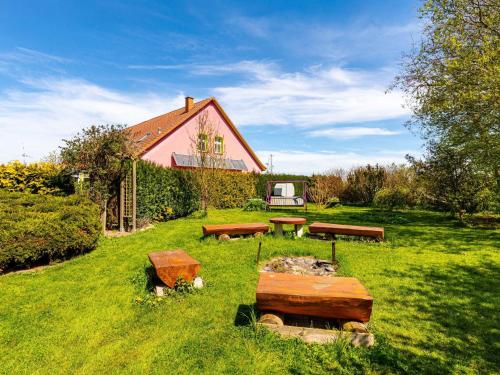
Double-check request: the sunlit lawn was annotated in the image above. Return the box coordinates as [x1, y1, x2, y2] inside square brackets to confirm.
[0, 206, 498, 374]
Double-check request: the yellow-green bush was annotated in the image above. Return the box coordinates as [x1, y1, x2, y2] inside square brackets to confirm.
[0, 191, 101, 272]
[0, 160, 65, 195]
[207, 171, 257, 209]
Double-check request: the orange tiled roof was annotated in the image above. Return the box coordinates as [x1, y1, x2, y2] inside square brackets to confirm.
[125, 97, 266, 171]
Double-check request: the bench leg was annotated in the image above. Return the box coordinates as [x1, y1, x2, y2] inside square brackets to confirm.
[274, 223, 283, 237]
[295, 224, 304, 238]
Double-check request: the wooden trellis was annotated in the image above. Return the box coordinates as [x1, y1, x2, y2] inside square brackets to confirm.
[119, 160, 137, 232]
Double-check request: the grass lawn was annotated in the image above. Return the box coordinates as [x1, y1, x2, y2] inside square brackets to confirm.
[0, 206, 499, 374]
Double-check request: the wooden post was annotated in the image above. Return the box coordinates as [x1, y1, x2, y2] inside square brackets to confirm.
[256, 241, 262, 264]
[132, 159, 137, 232]
[119, 177, 125, 232]
[304, 181, 308, 212]
[331, 238, 336, 264]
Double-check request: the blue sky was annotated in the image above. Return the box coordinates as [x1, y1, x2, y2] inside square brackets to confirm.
[0, 0, 424, 174]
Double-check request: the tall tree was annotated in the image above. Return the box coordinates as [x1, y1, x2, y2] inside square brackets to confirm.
[60, 124, 136, 232]
[394, 0, 500, 187]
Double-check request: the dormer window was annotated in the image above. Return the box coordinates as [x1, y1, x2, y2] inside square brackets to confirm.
[214, 136, 224, 154]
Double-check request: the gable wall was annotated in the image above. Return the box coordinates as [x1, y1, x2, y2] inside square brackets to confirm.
[141, 102, 263, 172]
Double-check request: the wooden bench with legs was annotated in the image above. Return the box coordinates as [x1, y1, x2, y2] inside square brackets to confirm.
[309, 222, 384, 241]
[202, 223, 270, 240]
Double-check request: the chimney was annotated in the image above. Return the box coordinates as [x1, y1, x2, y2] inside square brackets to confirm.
[185, 96, 194, 112]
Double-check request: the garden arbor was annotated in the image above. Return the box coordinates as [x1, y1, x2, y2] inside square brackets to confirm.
[119, 159, 137, 232]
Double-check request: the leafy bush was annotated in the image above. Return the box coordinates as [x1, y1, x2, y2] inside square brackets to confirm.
[243, 198, 268, 211]
[136, 161, 199, 222]
[326, 196, 341, 208]
[137, 161, 258, 220]
[0, 160, 69, 195]
[341, 165, 387, 205]
[474, 188, 497, 213]
[207, 171, 257, 209]
[0, 191, 100, 272]
[373, 187, 413, 210]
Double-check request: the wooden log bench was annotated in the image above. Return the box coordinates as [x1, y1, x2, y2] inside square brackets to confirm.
[256, 272, 373, 322]
[202, 223, 269, 240]
[148, 249, 201, 288]
[269, 217, 307, 237]
[309, 222, 384, 241]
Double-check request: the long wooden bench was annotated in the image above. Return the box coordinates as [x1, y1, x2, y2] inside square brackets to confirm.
[202, 223, 269, 237]
[256, 272, 373, 322]
[309, 222, 384, 240]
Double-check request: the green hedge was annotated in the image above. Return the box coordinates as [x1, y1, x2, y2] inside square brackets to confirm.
[136, 161, 199, 222]
[0, 160, 72, 195]
[208, 171, 257, 208]
[0, 191, 101, 273]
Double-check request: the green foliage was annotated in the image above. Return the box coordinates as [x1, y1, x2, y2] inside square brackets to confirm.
[373, 187, 413, 210]
[326, 196, 341, 208]
[242, 198, 268, 211]
[408, 142, 496, 217]
[394, 0, 500, 189]
[207, 171, 257, 209]
[474, 188, 497, 213]
[60, 124, 136, 229]
[136, 161, 199, 222]
[0, 160, 68, 195]
[0, 191, 100, 272]
[137, 161, 258, 220]
[341, 165, 387, 204]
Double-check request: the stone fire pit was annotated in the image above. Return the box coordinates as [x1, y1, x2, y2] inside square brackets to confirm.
[261, 256, 336, 276]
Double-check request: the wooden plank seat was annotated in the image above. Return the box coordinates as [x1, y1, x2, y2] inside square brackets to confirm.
[202, 223, 269, 237]
[256, 272, 373, 322]
[148, 249, 201, 288]
[309, 222, 384, 240]
[269, 217, 307, 237]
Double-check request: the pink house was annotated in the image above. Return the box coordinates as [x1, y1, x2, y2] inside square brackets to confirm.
[126, 96, 266, 173]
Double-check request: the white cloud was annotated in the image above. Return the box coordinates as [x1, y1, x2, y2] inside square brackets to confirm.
[309, 127, 401, 139]
[256, 150, 411, 175]
[213, 62, 409, 127]
[0, 78, 184, 162]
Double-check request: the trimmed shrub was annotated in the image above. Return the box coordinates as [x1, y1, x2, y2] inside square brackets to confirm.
[243, 198, 268, 211]
[207, 171, 257, 209]
[0, 160, 70, 195]
[373, 187, 413, 210]
[0, 191, 100, 272]
[136, 161, 199, 222]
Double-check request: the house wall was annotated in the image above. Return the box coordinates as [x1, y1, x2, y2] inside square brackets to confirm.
[141, 102, 262, 172]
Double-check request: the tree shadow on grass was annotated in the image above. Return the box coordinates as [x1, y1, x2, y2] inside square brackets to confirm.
[273, 207, 499, 254]
[379, 261, 500, 373]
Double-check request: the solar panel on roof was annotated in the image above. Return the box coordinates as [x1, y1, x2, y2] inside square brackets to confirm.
[172, 153, 247, 171]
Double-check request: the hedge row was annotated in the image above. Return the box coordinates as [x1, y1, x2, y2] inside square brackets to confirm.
[136, 161, 259, 221]
[207, 171, 257, 208]
[136, 161, 200, 222]
[0, 160, 71, 195]
[0, 191, 101, 272]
